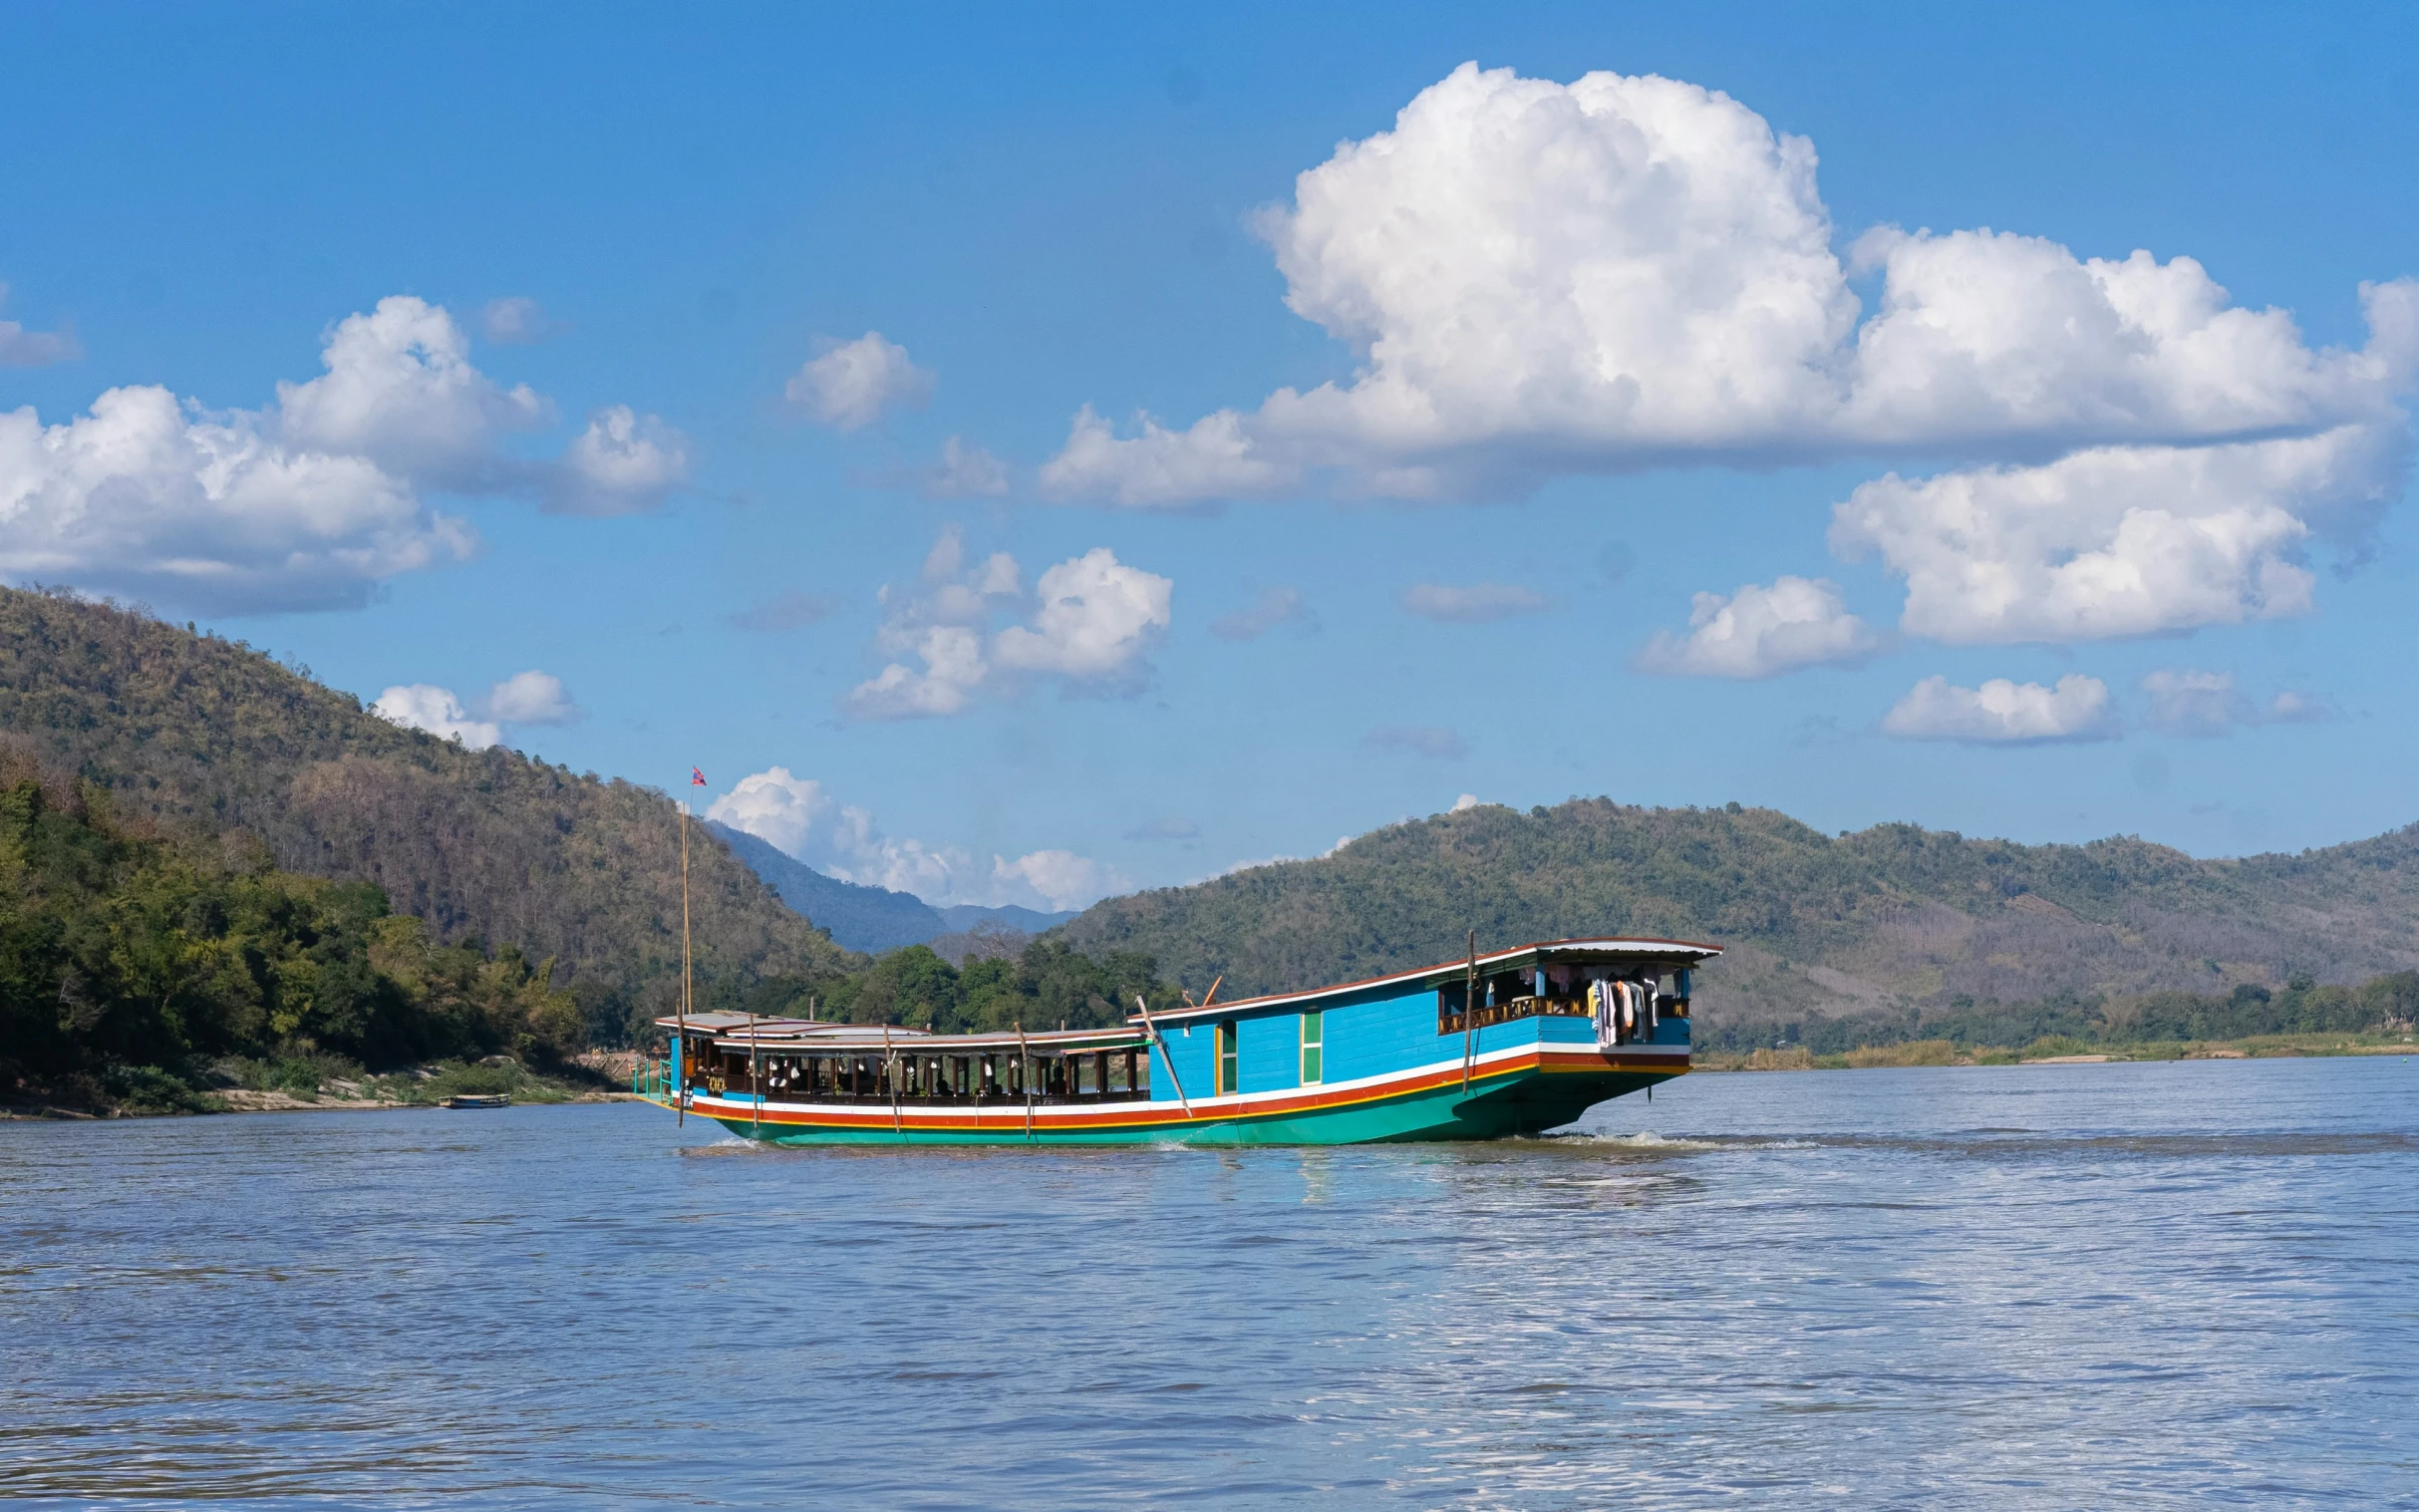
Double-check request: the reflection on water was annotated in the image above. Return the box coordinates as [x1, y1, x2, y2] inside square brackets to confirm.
[3, 1058, 2415, 1509]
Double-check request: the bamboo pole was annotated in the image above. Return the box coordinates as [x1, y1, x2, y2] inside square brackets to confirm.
[677, 800, 691, 1126]
[882, 1022, 903, 1137]
[1462, 929, 1477, 1092]
[1015, 1022, 1033, 1140]
[1133, 994, 1193, 1117]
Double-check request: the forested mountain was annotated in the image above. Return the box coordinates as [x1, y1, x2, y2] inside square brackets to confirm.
[0, 587, 851, 1043]
[1057, 797, 2419, 1021]
[0, 750, 587, 1108]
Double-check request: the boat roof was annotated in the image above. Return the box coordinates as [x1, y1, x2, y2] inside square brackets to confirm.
[655, 1013, 1149, 1056]
[1135, 936, 1722, 1027]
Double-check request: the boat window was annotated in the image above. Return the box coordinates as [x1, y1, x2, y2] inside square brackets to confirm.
[1216, 1021, 1238, 1096]
[1300, 1012, 1324, 1085]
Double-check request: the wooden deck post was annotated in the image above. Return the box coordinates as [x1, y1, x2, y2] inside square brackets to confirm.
[1015, 1023, 1034, 1139]
[1462, 930, 1478, 1092]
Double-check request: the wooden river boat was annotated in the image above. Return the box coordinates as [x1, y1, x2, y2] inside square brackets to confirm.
[634, 936, 1717, 1145]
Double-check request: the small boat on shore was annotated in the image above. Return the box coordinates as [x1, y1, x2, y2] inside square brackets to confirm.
[635, 936, 1716, 1145]
[446, 1093, 511, 1109]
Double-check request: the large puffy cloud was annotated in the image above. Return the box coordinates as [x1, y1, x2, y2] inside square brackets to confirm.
[706, 765, 1126, 911]
[1881, 674, 2117, 745]
[0, 385, 472, 613]
[1044, 64, 2417, 505]
[276, 296, 551, 490]
[1035, 62, 2417, 661]
[785, 332, 933, 432]
[1838, 233, 2409, 450]
[1635, 575, 1883, 678]
[0, 295, 690, 613]
[847, 531, 1172, 720]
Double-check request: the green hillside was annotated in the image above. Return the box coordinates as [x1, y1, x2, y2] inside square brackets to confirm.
[0, 587, 851, 1042]
[0, 751, 588, 1110]
[1057, 797, 2419, 1020]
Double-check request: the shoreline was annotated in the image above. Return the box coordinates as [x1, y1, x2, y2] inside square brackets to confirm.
[0, 1089, 646, 1122]
[1693, 1032, 2416, 1072]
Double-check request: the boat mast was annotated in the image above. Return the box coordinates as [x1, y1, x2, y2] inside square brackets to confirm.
[677, 797, 692, 1126]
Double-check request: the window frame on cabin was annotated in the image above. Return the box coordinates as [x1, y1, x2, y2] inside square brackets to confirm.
[1215, 1021, 1239, 1096]
[1300, 1010, 1324, 1086]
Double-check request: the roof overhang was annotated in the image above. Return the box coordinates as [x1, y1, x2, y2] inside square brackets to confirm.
[1135, 936, 1722, 1027]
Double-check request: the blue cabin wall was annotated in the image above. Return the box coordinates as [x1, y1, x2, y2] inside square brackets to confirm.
[1239, 1015, 1297, 1093]
[1148, 978, 1692, 1101]
[1156, 1021, 1211, 1101]
[1152, 985, 1463, 1099]
[1323, 989, 1446, 1083]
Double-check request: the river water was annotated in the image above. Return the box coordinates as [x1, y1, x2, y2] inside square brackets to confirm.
[2, 1057, 2413, 1509]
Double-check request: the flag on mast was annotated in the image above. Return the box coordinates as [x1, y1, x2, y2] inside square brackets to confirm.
[691, 766, 707, 786]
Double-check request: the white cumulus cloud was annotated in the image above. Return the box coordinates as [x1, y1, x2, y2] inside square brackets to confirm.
[785, 332, 934, 432]
[276, 296, 552, 490]
[1881, 674, 2117, 745]
[0, 385, 474, 614]
[848, 626, 992, 721]
[707, 765, 1125, 911]
[549, 405, 691, 516]
[373, 685, 501, 750]
[992, 547, 1173, 685]
[485, 670, 579, 725]
[1039, 406, 1294, 509]
[1635, 575, 1883, 678]
[846, 532, 1171, 720]
[0, 295, 692, 612]
[1042, 65, 2418, 508]
[1831, 424, 2399, 644]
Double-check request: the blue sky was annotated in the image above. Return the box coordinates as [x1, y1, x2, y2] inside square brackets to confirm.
[6, 2, 2418, 910]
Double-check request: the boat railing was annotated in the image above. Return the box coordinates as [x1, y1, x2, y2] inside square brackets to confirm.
[633, 1057, 677, 1099]
[1437, 994, 1591, 1036]
[635, 1051, 1154, 1106]
[1437, 993, 1690, 1037]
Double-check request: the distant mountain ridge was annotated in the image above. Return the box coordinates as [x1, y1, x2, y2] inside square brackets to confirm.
[706, 820, 1074, 953]
[1057, 797, 2419, 1021]
[0, 586, 851, 1041]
